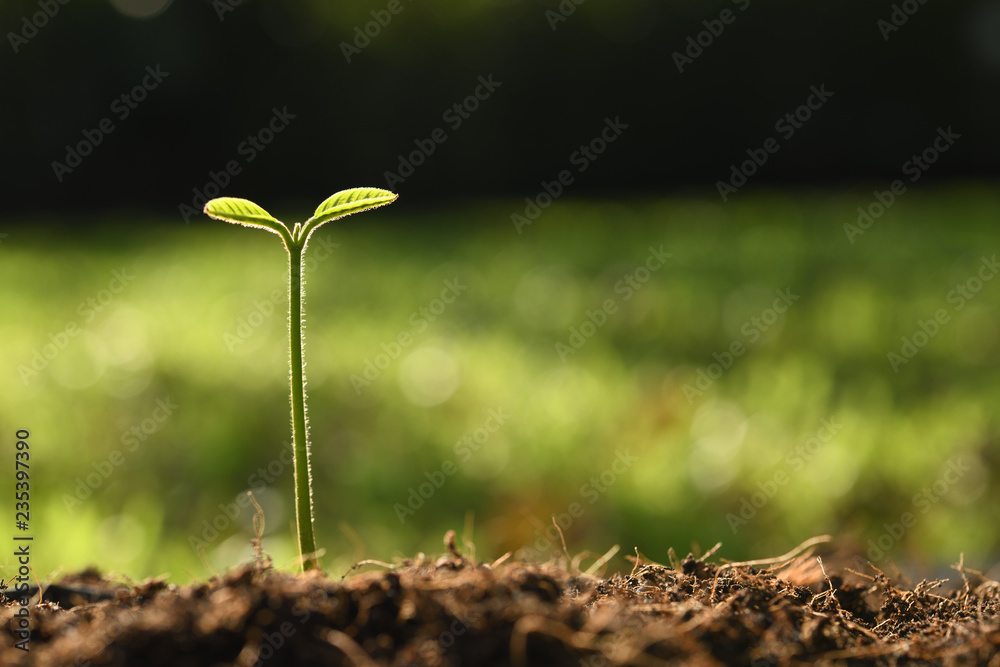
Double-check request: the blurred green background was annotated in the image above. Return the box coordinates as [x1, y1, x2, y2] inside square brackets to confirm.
[3, 186, 999, 582]
[3, 0, 999, 584]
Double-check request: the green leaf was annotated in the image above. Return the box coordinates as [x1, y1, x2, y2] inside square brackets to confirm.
[304, 187, 398, 233]
[204, 197, 287, 237]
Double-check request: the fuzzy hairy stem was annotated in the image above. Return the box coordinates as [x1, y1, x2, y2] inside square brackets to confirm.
[205, 190, 397, 574]
[287, 238, 318, 571]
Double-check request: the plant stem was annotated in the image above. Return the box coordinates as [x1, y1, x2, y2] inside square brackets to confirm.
[287, 238, 318, 571]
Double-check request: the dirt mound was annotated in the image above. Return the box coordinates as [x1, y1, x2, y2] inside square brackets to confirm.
[2, 537, 999, 666]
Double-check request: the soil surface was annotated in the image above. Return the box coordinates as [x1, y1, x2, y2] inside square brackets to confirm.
[2, 534, 999, 666]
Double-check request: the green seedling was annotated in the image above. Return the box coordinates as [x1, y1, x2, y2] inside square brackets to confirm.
[203, 187, 398, 571]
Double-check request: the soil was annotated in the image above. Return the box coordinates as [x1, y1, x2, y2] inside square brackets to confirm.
[2, 533, 999, 667]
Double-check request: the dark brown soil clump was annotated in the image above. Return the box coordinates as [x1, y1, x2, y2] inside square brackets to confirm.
[2, 538, 999, 666]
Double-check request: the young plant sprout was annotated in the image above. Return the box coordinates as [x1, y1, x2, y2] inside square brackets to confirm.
[203, 188, 398, 571]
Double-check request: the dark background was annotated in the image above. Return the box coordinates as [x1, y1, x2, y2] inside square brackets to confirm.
[4, 0, 1000, 580]
[2, 0, 999, 220]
